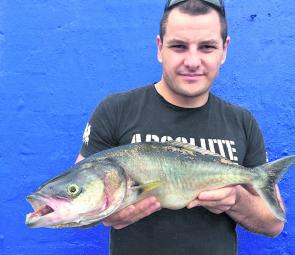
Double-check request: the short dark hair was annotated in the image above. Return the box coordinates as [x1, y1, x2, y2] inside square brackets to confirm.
[159, 0, 228, 43]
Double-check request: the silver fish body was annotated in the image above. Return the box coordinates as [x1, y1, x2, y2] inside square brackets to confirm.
[25, 141, 295, 228]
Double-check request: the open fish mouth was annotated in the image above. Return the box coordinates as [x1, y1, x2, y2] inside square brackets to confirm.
[25, 192, 109, 228]
[26, 194, 57, 227]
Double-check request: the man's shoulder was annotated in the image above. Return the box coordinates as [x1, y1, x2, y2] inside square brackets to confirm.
[211, 94, 253, 119]
[104, 84, 154, 104]
[92, 83, 156, 116]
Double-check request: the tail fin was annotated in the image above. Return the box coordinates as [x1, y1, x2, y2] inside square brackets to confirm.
[254, 155, 295, 221]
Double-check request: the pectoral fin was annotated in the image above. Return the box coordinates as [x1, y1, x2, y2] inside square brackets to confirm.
[132, 180, 161, 193]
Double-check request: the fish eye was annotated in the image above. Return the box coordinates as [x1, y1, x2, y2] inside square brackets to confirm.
[66, 184, 81, 197]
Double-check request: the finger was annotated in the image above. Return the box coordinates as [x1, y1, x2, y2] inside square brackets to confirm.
[103, 197, 160, 228]
[197, 196, 236, 212]
[187, 187, 236, 209]
[187, 199, 231, 214]
[105, 197, 156, 225]
[112, 200, 160, 229]
[126, 199, 161, 225]
[198, 186, 236, 201]
[112, 222, 132, 230]
[200, 201, 233, 214]
[187, 200, 200, 209]
[198, 200, 221, 208]
[206, 208, 224, 214]
[102, 205, 136, 227]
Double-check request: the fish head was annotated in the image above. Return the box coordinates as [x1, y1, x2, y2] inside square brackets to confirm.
[26, 159, 127, 228]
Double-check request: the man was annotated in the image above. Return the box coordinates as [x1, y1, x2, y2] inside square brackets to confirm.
[76, 0, 285, 254]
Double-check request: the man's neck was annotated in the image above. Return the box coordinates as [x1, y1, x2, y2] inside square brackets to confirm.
[155, 80, 210, 108]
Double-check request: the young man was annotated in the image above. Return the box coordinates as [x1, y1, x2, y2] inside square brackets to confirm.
[76, 1, 285, 254]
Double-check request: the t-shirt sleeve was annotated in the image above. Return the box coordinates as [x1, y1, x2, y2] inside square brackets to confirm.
[80, 96, 118, 158]
[243, 112, 267, 167]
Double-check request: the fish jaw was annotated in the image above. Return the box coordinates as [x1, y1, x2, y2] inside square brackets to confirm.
[25, 193, 104, 228]
[26, 193, 64, 228]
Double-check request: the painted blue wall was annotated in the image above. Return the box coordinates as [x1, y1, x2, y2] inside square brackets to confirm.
[1, 0, 295, 254]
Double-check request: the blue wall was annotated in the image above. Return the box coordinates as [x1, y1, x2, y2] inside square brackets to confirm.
[1, 0, 295, 254]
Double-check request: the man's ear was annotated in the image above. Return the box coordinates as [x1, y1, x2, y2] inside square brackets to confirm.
[156, 35, 163, 64]
[221, 36, 230, 64]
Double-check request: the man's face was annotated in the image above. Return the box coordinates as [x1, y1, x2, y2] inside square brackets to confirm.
[157, 8, 230, 106]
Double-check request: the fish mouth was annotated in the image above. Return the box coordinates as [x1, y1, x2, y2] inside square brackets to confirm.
[25, 192, 111, 228]
[25, 194, 57, 227]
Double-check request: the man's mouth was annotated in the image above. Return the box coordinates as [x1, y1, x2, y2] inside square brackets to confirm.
[179, 73, 204, 77]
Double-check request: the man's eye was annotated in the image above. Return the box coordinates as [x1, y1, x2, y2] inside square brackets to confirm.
[201, 45, 217, 51]
[170, 45, 186, 50]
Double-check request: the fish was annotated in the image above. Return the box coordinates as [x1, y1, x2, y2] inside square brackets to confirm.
[25, 141, 295, 228]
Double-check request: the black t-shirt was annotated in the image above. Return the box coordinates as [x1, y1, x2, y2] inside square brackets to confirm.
[80, 84, 266, 255]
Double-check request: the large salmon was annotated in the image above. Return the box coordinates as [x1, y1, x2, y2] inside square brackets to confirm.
[25, 141, 295, 228]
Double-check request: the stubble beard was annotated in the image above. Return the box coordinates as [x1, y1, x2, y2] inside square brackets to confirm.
[163, 73, 211, 100]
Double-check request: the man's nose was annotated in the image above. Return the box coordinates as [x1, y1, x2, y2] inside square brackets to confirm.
[183, 49, 201, 70]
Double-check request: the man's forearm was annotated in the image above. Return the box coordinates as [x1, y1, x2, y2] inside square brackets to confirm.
[226, 185, 285, 237]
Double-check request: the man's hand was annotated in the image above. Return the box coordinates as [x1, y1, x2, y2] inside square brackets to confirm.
[187, 186, 239, 214]
[102, 196, 161, 229]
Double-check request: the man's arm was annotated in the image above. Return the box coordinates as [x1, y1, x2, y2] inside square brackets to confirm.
[75, 154, 161, 229]
[187, 185, 285, 237]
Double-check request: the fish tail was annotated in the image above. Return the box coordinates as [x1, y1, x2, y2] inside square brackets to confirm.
[254, 155, 295, 221]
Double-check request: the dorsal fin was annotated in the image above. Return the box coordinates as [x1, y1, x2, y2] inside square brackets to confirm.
[164, 141, 236, 165]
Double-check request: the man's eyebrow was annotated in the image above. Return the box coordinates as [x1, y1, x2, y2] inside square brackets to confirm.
[166, 39, 220, 45]
[200, 40, 219, 45]
[166, 39, 187, 45]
